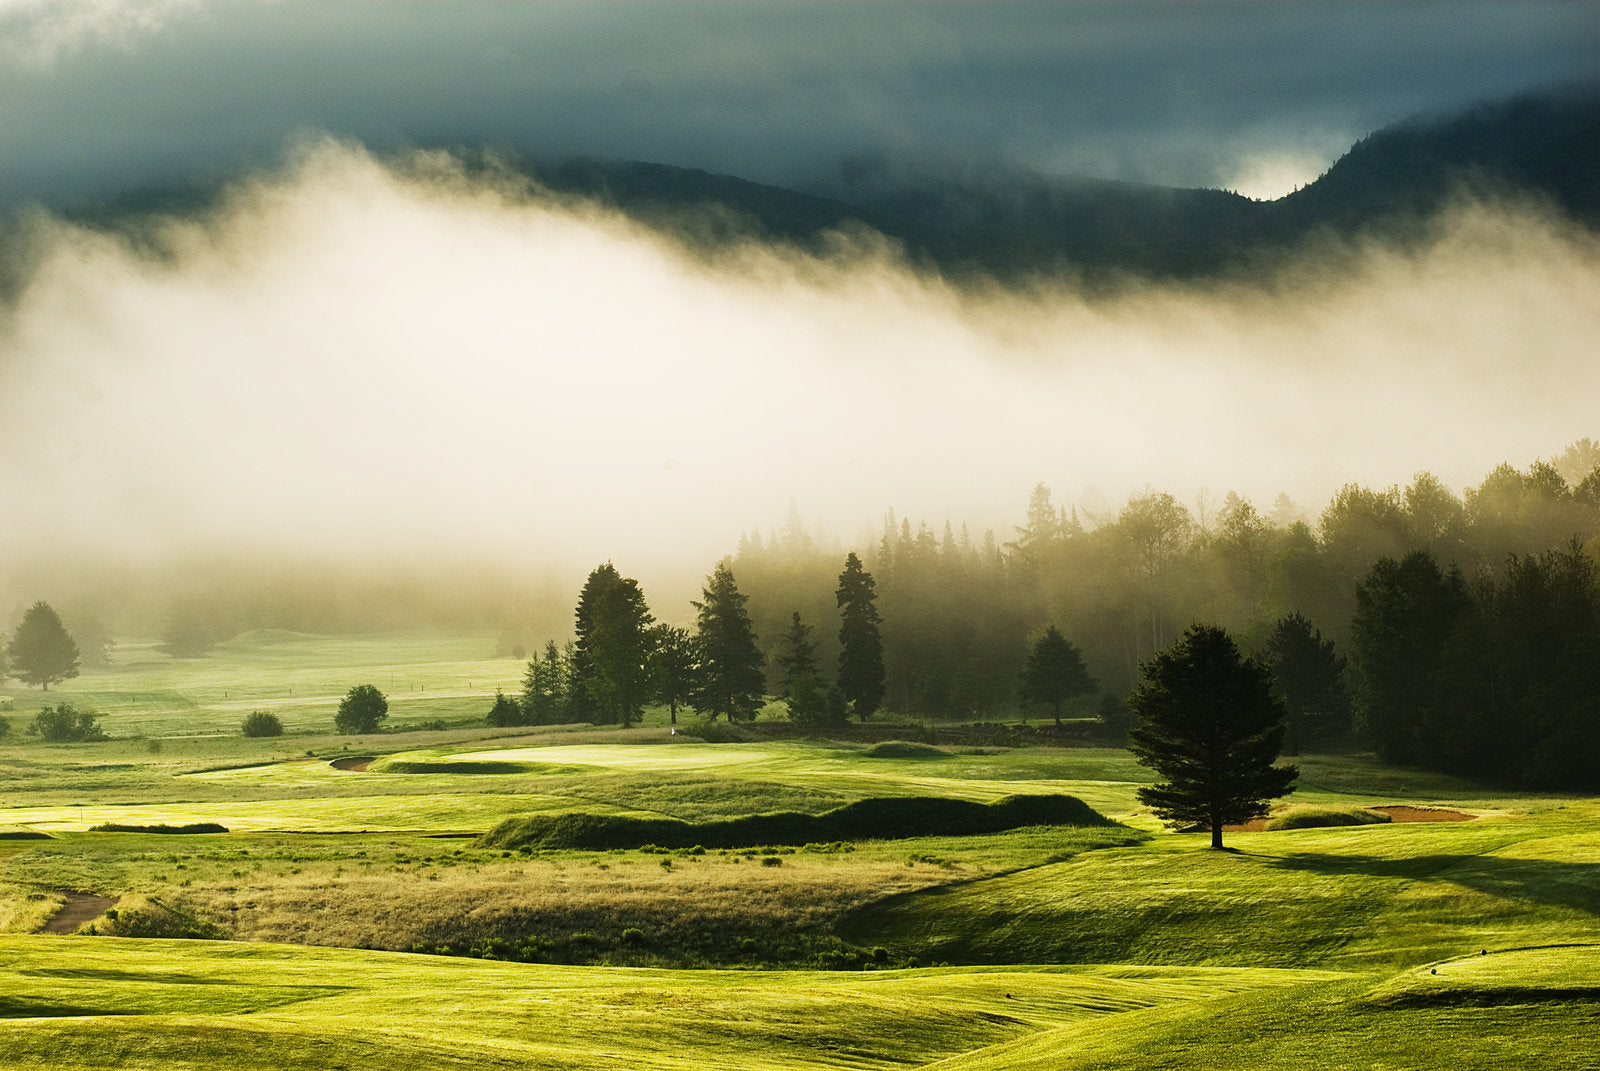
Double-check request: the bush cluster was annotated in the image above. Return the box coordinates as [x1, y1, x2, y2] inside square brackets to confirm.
[241, 711, 284, 737]
[30, 703, 105, 743]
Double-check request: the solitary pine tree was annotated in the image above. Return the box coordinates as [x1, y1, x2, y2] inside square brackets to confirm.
[691, 563, 765, 722]
[835, 552, 885, 720]
[1018, 625, 1097, 726]
[6, 602, 80, 691]
[1127, 624, 1297, 849]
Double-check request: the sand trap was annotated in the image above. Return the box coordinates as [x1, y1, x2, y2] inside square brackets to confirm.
[329, 756, 372, 772]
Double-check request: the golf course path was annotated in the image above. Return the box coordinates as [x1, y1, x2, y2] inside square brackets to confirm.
[38, 892, 116, 935]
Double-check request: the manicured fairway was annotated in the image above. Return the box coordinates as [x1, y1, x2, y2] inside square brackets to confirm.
[0, 936, 1348, 1070]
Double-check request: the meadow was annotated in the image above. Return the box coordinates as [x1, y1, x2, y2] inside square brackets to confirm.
[1, 630, 1596, 1068]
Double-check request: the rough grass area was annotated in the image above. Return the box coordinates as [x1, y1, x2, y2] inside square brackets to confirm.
[480, 794, 1112, 851]
[842, 804, 1600, 973]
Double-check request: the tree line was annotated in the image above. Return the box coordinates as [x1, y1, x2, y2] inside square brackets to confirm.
[725, 441, 1599, 787]
[489, 556, 885, 732]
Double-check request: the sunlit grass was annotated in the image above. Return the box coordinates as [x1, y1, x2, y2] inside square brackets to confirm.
[0, 936, 1345, 1071]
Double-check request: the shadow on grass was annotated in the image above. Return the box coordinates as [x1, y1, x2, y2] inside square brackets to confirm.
[1264, 852, 1600, 917]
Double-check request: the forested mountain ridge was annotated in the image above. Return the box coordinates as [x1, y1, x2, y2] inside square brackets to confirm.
[521, 83, 1600, 282]
[26, 84, 1599, 286]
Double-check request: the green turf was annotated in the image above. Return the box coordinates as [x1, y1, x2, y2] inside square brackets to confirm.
[0, 629, 1594, 1068]
[0, 937, 1346, 1070]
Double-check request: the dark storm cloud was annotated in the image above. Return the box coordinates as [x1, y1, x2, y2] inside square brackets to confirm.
[1, 1, 1596, 209]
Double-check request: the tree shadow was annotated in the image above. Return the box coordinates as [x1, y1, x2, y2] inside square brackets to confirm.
[1264, 851, 1600, 918]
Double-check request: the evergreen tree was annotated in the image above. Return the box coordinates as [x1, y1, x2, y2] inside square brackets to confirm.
[835, 552, 885, 720]
[586, 567, 655, 727]
[648, 624, 696, 726]
[775, 611, 819, 697]
[5, 602, 80, 691]
[691, 563, 766, 721]
[572, 563, 654, 726]
[1018, 625, 1097, 726]
[1263, 612, 1350, 755]
[521, 640, 569, 724]
[486, 690, 523, 727]
[1127, 624, 1297, 849]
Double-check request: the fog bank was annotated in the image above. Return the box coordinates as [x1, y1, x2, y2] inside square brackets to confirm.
[2, 141, 1597, 601]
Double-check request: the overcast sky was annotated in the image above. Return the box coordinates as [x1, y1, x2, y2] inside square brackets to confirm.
[1, 2, 1598, 604]
[1, 0, 1597, 207]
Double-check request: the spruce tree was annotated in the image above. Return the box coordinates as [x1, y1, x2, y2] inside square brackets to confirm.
[835, 552, 885, 720]
[1127, 624, 1297, 849]
[5, 602, 80, 691]
[572, 563, 655, 726]
[1019, 625, 1097, 726]
[691, 563, 765, 722]
[775, 611, 819, 697]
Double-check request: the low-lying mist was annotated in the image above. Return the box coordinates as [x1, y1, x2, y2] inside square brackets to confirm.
[2, 139, 1597, 628]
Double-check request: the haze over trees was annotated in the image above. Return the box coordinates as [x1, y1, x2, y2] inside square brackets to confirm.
[724, 444, 1598, 787]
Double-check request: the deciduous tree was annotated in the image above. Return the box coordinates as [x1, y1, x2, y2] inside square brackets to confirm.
[648, 624, 696, 726]
[335, 684, 388, 734]
[6, 602, 80, 691]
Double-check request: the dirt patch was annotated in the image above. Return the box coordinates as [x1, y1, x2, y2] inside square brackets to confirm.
[330, 756, 372, 772]
[38, 892, 117, 935]
[1370, 805, 1475, 823]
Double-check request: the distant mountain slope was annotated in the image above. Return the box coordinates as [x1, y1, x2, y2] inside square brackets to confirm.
[1274, 83, 1600, 231]
[527, 83, 1599, 283]
[25, 83, 1600, 287]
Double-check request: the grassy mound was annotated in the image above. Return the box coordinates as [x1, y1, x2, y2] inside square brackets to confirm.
[373, 760, 536, 775]
[1265, 806, 1393, 831]
[480, 793, 1111, 851]
[89, 823, 229, 835]
[861, 741, 952, 759]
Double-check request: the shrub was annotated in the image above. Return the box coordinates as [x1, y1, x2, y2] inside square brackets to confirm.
[97, 896, 224, 940]
[621, 927, 645, 945]
[486, 690, 524, 727]
[241, 711, 284, 738]
[31, 703, 106, 743]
